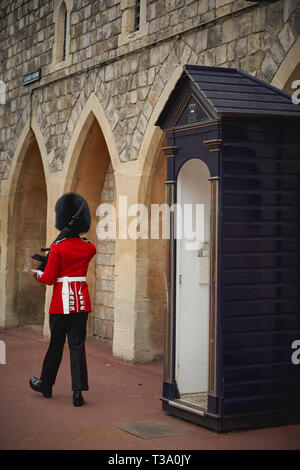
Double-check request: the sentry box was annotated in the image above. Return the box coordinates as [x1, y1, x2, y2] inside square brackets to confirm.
[156, 65, 300, 432]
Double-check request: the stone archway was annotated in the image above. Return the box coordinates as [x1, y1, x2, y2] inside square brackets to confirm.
[282, 61, 300, 94]
[62, 92, 121, 345]
[112, 66, 184, 363]
[64, 114, 115, 339]
[6, 132, 47, 328]
[271, 37, 300, 93]
[133, 134, 168, 362]
[116, 66, 183, 362]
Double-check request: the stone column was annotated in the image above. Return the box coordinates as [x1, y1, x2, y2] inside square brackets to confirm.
[112, 163, 141, 362]
[0, 178, 16, 329]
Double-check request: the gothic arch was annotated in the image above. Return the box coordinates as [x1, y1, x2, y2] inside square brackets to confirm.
[62, 92, 118, 338]
[0, 117, 48, 328]
[63, 92, 119, 187]
[136, 64, 183, 201]
[271, 36, 300, 92]
[4, 116, 49, 224]
[118, 64, 184, 362]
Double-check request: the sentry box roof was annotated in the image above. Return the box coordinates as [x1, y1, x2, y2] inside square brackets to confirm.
[156, 65, 300, 130]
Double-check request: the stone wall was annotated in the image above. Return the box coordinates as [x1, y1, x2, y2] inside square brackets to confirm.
[94, 161, 115, 340]
[0, 0, 299, 180]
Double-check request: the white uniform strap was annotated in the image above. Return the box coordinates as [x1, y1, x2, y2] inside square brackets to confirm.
[56, 276, 87, 314]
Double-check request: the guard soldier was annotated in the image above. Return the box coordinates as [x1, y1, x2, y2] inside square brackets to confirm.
[29, 192, 96, 407]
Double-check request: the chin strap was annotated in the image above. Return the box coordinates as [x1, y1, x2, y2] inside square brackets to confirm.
[69, 202, 85, 228]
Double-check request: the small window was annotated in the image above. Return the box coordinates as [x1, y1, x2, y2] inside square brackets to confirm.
[134, 0, 141, 31]
[118, 0, 148, 47]
[57, 2, 67, 62]
[51, 0, 72, 72]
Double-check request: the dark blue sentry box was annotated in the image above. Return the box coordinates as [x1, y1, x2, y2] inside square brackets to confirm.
[155, 65, 300, 432]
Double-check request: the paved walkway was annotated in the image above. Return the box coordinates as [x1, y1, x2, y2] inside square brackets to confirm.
[0, 327, 299, 450]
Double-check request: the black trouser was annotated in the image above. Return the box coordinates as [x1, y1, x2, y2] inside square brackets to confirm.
[40, 312, 89, 391]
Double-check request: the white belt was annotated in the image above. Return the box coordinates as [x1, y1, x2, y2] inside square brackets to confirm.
[56, 276, 86, 314]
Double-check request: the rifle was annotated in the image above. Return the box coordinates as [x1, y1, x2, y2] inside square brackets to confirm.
[31, 202, 85, 271]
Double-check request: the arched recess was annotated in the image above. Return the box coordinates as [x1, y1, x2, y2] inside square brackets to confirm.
[1, 123, 48, 329]
[136, 65, 183, 181]
[127, 66, 182, 362]
[271, 37, 300, 93]
[132, 132, 167, 361]
[63, 95, 118, 338]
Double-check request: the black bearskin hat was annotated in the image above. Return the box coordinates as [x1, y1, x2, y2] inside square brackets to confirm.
[55, 192, 91, 234]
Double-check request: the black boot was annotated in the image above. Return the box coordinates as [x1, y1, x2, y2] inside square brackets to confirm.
[73, 391, 85, 407]
[29, 377, 52, 398]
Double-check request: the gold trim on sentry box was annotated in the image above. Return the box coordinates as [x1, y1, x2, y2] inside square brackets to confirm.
[203, 139, 223, 152]
[163, 179, 175, 384]
[208, 176, 220, 396]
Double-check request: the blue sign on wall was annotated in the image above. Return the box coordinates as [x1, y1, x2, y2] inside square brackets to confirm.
[22, 69, 41, 86]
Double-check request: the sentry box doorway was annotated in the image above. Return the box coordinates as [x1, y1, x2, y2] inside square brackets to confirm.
[156, 65, 300, 432]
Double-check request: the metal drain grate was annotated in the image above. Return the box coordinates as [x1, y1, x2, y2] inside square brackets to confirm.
[115, 420, 186, 440]
[179, 392, 208, 411]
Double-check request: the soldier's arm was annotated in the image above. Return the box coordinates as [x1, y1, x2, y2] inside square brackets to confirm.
[34, 244, 60, 285]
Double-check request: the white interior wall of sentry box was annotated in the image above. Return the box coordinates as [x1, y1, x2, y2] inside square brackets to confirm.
[176, 158, 211, 395]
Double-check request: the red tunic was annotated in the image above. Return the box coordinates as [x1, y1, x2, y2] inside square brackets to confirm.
[36, 237, 96, 314]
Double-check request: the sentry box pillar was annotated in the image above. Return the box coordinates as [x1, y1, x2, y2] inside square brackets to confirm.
[156, 65, 300, 432]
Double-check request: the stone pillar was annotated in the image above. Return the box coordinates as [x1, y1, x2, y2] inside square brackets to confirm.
[113, 152, 169, 363]
[112, 163, 144, 362]
[0, 178, 15, 329]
